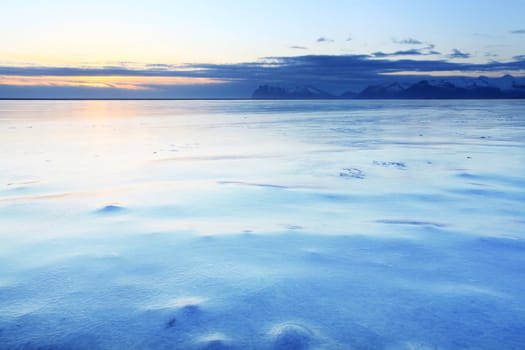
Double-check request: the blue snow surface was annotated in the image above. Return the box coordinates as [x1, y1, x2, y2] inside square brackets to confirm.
[1, 100, 525, 349]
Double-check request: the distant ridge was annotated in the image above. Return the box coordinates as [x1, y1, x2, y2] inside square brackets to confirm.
[252, 85, 334, 99]
[253, 75, 525, 99]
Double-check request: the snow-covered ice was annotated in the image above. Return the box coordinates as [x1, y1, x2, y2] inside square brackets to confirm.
[1, 100, 525, 349]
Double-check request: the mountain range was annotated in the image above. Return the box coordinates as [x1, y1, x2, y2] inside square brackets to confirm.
[252, 75, 525, 99]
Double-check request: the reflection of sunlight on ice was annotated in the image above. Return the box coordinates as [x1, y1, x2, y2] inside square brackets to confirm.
[388, 341, 439, 350]
[0, 301, 47, 318]
[196, 332, 232, 344]
[432, 283, 508, 298]
[145, 297, 208, 310]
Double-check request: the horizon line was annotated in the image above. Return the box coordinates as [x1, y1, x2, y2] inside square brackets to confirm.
[2, 97, 525, 101]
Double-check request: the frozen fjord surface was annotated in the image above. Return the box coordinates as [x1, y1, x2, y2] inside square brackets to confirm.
[0, 100, 525, 349]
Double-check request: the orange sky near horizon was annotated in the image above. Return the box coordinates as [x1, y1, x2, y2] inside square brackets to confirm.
[0, 75, 226, 90]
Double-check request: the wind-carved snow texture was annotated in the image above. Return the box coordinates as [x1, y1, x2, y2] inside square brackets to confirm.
[1, 100, 525, 349]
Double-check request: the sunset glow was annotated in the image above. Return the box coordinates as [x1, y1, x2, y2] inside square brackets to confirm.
[0, 75, 225, 90]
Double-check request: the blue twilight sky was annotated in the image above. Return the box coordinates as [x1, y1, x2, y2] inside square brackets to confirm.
[1, 0, 525, 97]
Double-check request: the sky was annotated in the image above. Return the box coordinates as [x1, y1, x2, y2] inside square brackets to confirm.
[1, 0, 525, 98]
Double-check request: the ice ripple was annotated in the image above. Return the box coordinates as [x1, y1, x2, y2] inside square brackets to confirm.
[217, 181, 289, 189]
[269, 322, 314, 350]
[195, 333, 233, 350]
[146, 296, 207, 311]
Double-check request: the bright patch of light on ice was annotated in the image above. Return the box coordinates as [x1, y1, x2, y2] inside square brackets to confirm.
[145, 297, 208, 310]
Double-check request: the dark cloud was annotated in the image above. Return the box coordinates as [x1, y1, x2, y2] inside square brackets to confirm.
[449, 49, 471, 59]
[2, 54, 525, 97]
[373, 50, 421, 57]
[290, 46, 308, 50]
[193, 54, 525, 87]
[375, 41, 439, 57]
[372, 49, 440, 57]
[316, 37, 334, 43]
[393, 38, 423, 45]
[3, 56, 524, 82]
[510, 29, 525, 34]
